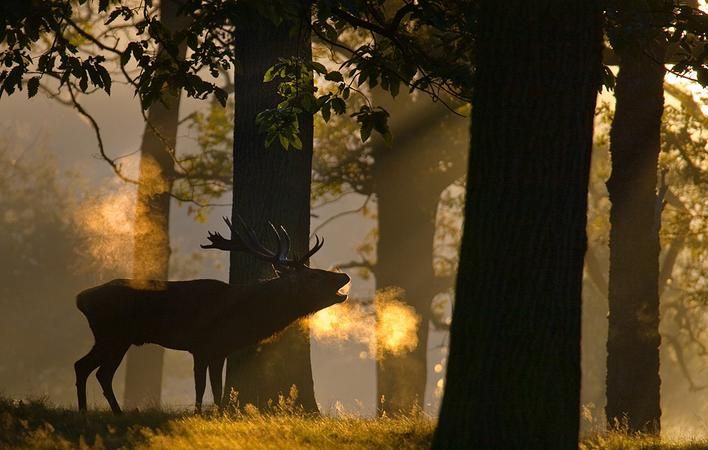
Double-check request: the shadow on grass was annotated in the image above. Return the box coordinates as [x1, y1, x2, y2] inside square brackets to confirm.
[0, 397, 181, 449]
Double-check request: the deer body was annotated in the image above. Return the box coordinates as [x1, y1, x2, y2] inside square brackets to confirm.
[75, 217, 349, 414]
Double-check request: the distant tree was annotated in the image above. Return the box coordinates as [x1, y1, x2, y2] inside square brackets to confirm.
[604, 1, 668, 432]
[315, 89, 467, 414]
[584, 89, 708, 430]
[122, 0, 191, 410]
[0, 141, 98, 404]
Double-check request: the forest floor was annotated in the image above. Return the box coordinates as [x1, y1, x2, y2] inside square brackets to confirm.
[0, 397, 434, 449]
[4, 398, 708, 449]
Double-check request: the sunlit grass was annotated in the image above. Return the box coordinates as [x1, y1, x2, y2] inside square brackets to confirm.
[582, 432, 708, 450]
[0, 397, 434, 450]
[7, 397, 708, 450]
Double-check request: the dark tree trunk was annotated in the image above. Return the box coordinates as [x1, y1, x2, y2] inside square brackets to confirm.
[605, 37, 666, 433]
[371, 92, 467, 415]
[222, 2, 317, 412]
[432, 2, 602, 448]
[123, 0, 187, 409]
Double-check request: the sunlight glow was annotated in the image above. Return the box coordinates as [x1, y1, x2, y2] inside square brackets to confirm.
[308, 287, 421, 360]
[73, 185, 135, 275]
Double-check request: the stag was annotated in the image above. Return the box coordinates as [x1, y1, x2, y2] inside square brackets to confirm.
[74, 216, 350, 414]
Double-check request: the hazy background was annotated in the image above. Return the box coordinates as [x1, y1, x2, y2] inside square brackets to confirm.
[0, 80, 452, 416]
[4, 62, 708, 440]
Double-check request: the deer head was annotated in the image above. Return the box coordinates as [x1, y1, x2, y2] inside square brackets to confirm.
[201, 215, 350, 312]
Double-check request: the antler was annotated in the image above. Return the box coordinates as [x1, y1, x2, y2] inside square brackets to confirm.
[202, 215, 322, 268]
[298, 235, 325, 264]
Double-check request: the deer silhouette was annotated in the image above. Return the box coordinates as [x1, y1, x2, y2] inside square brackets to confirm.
[74, 216, 350, 414]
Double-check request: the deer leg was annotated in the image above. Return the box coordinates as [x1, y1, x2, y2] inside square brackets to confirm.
[193, 355, 208, 413]
[75, 346, 101, 412]
[96, 344, 129, 415]
[208, 357, 225, 409]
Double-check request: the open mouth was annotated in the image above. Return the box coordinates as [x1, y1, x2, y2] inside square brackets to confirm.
[337, 280, 351, 297]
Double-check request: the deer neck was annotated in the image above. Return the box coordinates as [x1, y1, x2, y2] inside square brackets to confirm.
[217, 277, 307, 349]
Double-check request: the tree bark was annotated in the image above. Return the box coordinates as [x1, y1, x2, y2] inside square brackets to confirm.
[432, 1, 602, 448]
[605, 36, 666, 432]
[122, 0, 188, 410]
[222, 2, 317, 412]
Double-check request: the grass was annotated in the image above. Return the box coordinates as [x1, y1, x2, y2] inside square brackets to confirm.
[0, 397, 434, 450]
[581, 432, 708, 450]
[6, 398, 708, 449]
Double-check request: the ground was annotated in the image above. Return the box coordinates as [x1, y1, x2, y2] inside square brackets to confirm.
[3, 398, 708, 449]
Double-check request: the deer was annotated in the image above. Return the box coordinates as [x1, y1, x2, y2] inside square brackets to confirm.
[74, 215, 350, 414]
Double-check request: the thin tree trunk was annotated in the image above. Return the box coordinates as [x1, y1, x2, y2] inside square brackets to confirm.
[370, 92, 467, 415]
[432, 1, 602, 448]
[222, 2, 317, 412]
[375, 184, 437, 415]
[123, 0, 188, 409]
[605, 36, 666, 433]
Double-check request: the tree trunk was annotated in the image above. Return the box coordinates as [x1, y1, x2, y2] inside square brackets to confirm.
[375, 181, 437, 415]
[432, 2, 602, 448]
[222, 2, 317, 412]
[123, 0, 187, 409]
[605, 37, 666, 433]
[371, 92, 466, 415]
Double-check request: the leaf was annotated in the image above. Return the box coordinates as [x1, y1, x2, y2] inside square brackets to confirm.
[360, 121, 373, 143]
[311, 61, 327, 74]
[97, 65, 111, 94]
[187, 33, 199, 51]
[321, 102, 331, 122]
[27, 77, 39, 98]
[214, 87, 228, 107]
[389, 80, 400, 97]
[331, 97, 346, 115]
[697, 67, 708, 88]
[324, 71, 343, 82]
[263, 66, 276, 82]
[279, 134, 290, 150]
[291, 135, 303, 150]
[105, 9, 122, 25]
[120, 49, 131, 66]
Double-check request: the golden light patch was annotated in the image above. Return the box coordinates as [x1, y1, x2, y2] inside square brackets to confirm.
[308, 287, 421, 360]
[73, 186, 135, 275]
[375, 287, 421, 357]
[308, 302, 371, 346]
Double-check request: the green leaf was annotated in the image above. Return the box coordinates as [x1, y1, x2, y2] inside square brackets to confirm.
[263, 66, 276, 82]
[291, 135, 303, 150]
[27, 77, 39, 98]
[279, 134, 290, 150]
